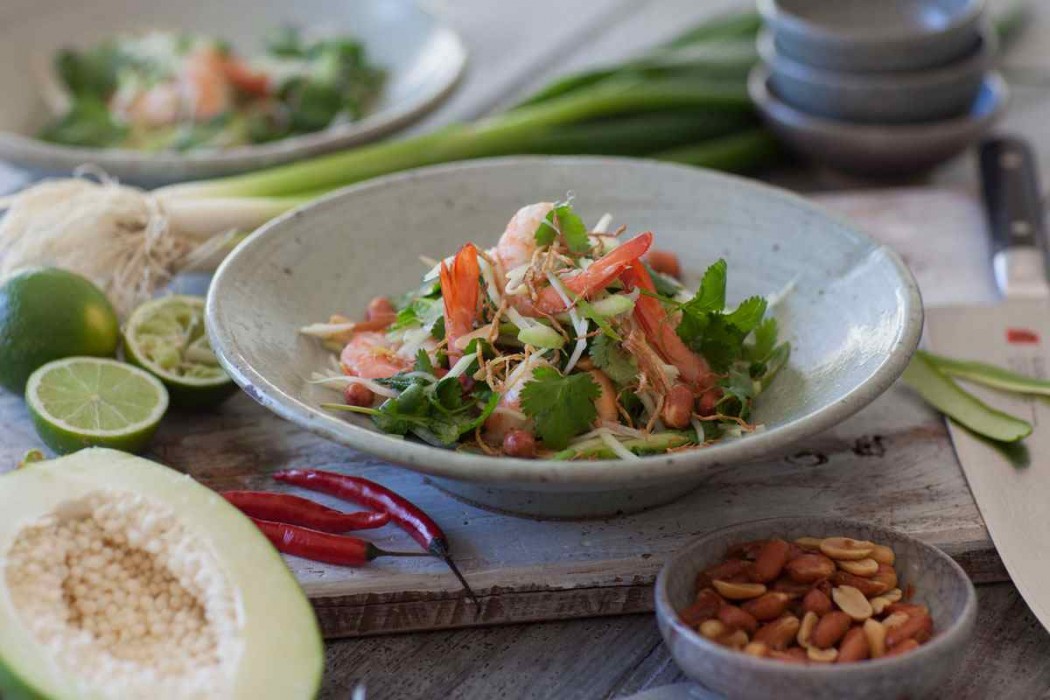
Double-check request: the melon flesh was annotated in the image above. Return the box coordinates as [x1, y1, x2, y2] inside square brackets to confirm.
[0, 448, 323, 700]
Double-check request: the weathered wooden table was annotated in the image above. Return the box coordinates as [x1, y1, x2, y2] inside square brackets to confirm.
[4, 0, 1050, 698]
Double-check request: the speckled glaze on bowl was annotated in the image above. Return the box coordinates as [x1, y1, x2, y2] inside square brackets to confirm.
[758, 0, 985, 71]
[655, 517, 977, 700]
[758, 27, 993, 123]
[206, 157, 923, 518]
[750, 67, 1007, 175]
[0, 0, 466, 186]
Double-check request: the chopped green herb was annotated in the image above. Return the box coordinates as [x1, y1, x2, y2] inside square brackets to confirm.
[520, 366, 600, 449]
[590, 334, 638, 385]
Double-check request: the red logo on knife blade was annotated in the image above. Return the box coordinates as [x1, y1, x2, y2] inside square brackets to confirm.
[1006, 328, 1040, 344]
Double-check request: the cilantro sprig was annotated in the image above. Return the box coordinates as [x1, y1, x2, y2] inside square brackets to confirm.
[535, 200, 591, 253]
[519, 367, 600, 449]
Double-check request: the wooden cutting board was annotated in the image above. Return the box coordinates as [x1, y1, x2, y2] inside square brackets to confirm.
[0, 187, 1001, 639]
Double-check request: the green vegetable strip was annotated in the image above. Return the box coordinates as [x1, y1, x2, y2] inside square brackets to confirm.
[653, 130, 781, 173]
[552, 431, 695, 460]
[661, 12, 762, 48]
[159, 79, 753, 199]
[902, 353, 1032, 443]
[515, 112, 754, 156]
[921, 350, 1050, 397]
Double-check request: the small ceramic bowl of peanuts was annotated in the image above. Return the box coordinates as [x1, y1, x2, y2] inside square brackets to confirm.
[654, 517, 976, 700]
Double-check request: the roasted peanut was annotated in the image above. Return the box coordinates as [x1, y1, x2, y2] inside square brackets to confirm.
[742, 592, 791, 621]
[870, 589, 903, 615]
[502, 429, 537, 458]
[719, 629, 751, 650]
[885, 612, 933, 648]
[820, 537, 874, 561]
[646, 249, 682, 279]
[699, 619, 726, 639]
[884, 639, 920, 657]
[797, 611, 819, 648]
[811, 611, 852, 649]
[365, 296, 396, 321]
[872, 563, 898, 591]
[807, 646, 838, 663]
[713, 580, 767, 600]
[832, 571, 889, 597]
[662, 383, 694, 429]
[838, 627, 870, 663]
[794, 536, 824, 551]
[743, 641, 768, 658]
[753, 615, 801, 651]
[837, 558, 878, 577]
[882, 612, 910, 630]
[870, 544, 896, 565]
[752, 539, 791, 582]
[832, 586, 873, 622]
[863, 618, 887, 658]
[802, 588, 833, 616]
[770, 648, 808, 664]
[698, 559, 751, 588]
[772, 579, 813, 599]
[885, 603, 929, 618]
[785, 554, 836, 583]
[725, 539, 767, 560]
[718, 605, 759, 634]
[343, 382, 376, 407]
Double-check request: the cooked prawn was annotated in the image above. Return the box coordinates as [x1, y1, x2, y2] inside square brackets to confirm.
[180, 46, 232, 121]
[484, 353, 549, 443]
[440, 243, 481, 367]
[340, 331, 409, 379]
[621, 263, 715, 391]
[492, 202, 554, 274]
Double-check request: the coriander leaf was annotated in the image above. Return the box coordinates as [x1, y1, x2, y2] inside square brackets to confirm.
[414, 349, 434, 374]
[755, 343, 790, 392]
[689, 259, 727, 314]
[520, 367, 600, 449]
[725, 296, 767, 334]
[694, 315, 744, 373]
[535, 203, 590, 253]
[590, 334, 638, 385]
[372, 383, 430, 435]
[746, 317, 779, 363]
[645, 264, 684, 299]
[391, 296, 442, 331]
[555, 204, 590, 253]
[716, 367, 757, 420]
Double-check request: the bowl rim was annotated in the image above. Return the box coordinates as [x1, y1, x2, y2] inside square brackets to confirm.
[0, 0, 467, 171]
[654, 516, 978, 675]
[757, 26, 994, 88]
[207, 155, 924, 486]
[757, 0, 986, 45]
[750, 65, 1008, 136]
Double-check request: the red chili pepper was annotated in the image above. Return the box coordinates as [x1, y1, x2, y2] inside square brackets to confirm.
[250, 518, 427, 566]
[273, 468, 479, 606]
[223, 491, 390, 532]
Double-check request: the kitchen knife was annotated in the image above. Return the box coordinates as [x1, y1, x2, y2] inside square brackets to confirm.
[924, 135, 1050, 632]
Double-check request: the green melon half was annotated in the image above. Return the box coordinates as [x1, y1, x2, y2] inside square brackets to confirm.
[0, 448, 323, 699]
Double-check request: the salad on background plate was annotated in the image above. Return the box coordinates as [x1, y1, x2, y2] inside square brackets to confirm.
[301, 199, 789, 460]
[40, 28, 385, 152]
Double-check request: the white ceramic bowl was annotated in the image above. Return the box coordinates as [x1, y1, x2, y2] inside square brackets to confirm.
[206, 157, 923, 518]
[655, 517, 977, 700]
[0, 0, 466, 186]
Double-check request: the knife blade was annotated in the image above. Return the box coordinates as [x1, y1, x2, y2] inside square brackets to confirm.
[925, 135, 1050, 632]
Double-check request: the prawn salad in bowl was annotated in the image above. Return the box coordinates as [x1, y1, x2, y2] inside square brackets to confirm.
[206, 156, 922, 517]
[301, 201, 790, 460]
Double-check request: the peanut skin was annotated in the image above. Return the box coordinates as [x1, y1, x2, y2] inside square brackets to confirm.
[802, 588, 833, 616]
[502, 429, 537, 458]
[661, 383, 694, 429]
[718, 605, 759, 634]
[885, 613, 933, 648]
[811, 611, 852, 649]
[697, 559, 751, 589]
[343, 382, 376, 407]
[837, 627, 870, 663]
[753, 615, 801, 651]
[752, 539, 791, 583]
[832, 570, 889, 597]
[785, 554, 836, 583]
[742, 592, 791, 621]
[884, 639, 921, 657]
[679, 588, 724, 626]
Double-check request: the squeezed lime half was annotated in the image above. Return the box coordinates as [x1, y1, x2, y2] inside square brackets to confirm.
[25, 357, 169, 454]
[123, 295, 236, 408]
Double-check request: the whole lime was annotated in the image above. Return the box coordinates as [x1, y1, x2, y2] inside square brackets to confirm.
[0, 268, 120, 393]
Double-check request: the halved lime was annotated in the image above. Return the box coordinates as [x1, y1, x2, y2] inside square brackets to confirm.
[123, 295, 236, 408]
[25, 357, 169, 454]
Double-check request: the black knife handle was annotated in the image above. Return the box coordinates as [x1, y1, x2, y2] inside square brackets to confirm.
[979, 136, 1048, 256]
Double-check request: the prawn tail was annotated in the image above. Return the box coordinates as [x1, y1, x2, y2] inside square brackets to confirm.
[440, 243, 482, 363]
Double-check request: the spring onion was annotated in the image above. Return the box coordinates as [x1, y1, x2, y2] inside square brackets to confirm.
[902, 352, 1032, 443]
[920, 350, 1050, 397]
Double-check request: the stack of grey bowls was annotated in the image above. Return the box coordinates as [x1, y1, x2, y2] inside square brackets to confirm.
[750, 0, 1007, 175]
